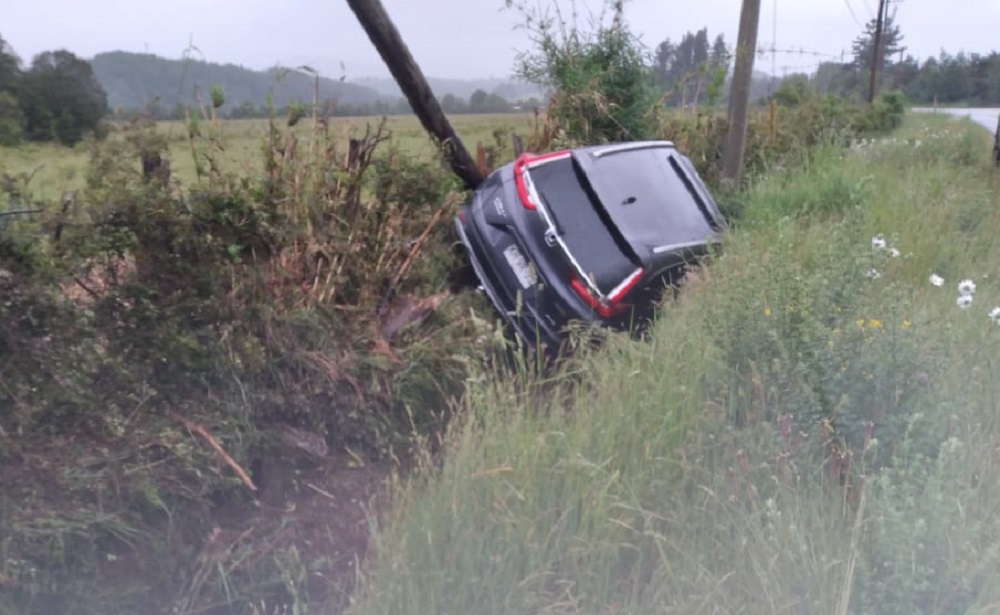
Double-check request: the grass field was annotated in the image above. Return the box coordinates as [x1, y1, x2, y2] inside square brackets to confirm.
[343, 113, 1000, 615]
[0, 113, 537, 199]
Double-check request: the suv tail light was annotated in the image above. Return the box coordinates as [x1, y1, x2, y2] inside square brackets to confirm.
[569, 268, 644, 318]
[513, 151, 570, 210]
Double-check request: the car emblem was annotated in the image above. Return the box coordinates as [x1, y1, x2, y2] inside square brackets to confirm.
[492, 197, 507, 218]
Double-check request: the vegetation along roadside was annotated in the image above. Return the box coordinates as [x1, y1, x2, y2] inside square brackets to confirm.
[346, 111, 1000, 615]
[2, 1, 996, 613]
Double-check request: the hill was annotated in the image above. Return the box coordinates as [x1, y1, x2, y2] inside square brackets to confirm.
[87, 51, 780, 117]
[90, 51, 383, 114]
[351, 75, 545, 102]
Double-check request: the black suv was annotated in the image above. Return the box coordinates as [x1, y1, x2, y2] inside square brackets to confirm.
[454, 140, 726, 351]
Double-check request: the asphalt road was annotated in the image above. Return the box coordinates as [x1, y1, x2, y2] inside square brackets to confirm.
[912, 106, 1000, 133]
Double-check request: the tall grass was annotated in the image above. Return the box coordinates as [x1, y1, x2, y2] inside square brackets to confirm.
[347, 115, 1000, 615]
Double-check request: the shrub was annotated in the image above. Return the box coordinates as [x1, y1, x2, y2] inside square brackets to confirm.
[507, 0, 661, 144]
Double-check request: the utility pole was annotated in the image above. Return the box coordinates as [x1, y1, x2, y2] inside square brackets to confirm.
[722, 0, 763, 187]
[345, 0, 484, 190]
[867, 0, 887, 104]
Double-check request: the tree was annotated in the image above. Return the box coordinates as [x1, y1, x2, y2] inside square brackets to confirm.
[0, 34, 25, 145]
[813, 61, 855, 96]
[710, 34, 729, 67]
[653, 28, 728, 108]
[704, 34, 731, 107]
[0, 91, 23, 145]
[440, 93, 467, 113]
[467, 89, 509, 113]
[0, 35, 21, 94]
[20, 50, 108, 145]
[771, 74, 812, 107]
[227, 100, 259, 119]
[851, 13, 906, 72]
[469, 89, 488, 110]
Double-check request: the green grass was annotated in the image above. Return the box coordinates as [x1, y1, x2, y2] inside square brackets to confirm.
[346, 113, 1000, 615]
[0, 113, 535, 199]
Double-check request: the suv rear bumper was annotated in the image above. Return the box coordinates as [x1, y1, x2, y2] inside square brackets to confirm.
[454, 207, 562, 350]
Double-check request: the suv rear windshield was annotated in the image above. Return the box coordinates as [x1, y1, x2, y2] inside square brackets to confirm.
[584, 148, 718, 254]
[529, 157, 639, 295]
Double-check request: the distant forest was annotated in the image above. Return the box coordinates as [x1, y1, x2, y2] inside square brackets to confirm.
[805, 17, 1000, 106]
[652, 20, 1000, 109]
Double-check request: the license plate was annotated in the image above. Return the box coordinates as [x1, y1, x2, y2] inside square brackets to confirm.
[503, 244, 537, 289]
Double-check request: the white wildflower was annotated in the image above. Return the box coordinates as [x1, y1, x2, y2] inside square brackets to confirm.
[868, 268, 882, 280]
[989, 307, 1000, 325]
[957, 279, 976, 296]
[871, 234, 887, 250]
[957, 294, 973, 310]
[929, 274, 944, 287]
[888, 247, 900, 258]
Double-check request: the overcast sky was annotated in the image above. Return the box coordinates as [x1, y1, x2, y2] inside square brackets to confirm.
[4, 0, 999, 80]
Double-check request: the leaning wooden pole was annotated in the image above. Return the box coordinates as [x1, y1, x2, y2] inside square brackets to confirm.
[345, 0, 485, 190]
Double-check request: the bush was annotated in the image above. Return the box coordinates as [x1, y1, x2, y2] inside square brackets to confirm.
[508, 0, 661, 144]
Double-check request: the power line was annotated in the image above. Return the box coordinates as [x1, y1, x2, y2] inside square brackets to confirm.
[757, 46, 839, 58]
[842, 0, 863, 25]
